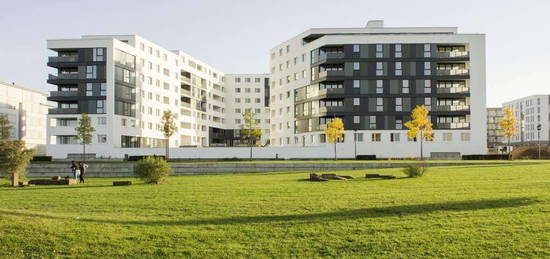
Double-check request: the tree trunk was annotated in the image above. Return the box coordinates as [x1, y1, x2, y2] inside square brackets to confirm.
[334, 142, 337, 160]
[420, 133, 424, 161]
[249, 137, 253, 160]
[508, 137, 511, 160]
[83, 143, 86, 163]
[166, 138, 169, 161]
[11, 172, 19, 187]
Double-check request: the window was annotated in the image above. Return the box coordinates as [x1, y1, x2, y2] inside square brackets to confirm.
[424, 80, 431, 93]
[245, 98, 251, 103]
[376, 62, 384, 76]
[245, 77, 251, 83]
[371, 133, 381, 142]
[255, 108, 261, 113]
[353, 116, 360, 124]
[425, 97, 431, 110]
[235, 88, 241, 93]
[93, 48, 104, 61]
[424, 62, 431, 75]
[461, 133, 471, 141]
[235, 78, 241, 83]
[255, 88, 261, 93]
[97, 134, 107, 143]
[255, 98, 261, 103]
[396, 97, 402, 111]
[395, 44, 402, 58]
[424, 44, 431, 57]
[390, 133, 400, 142]
[402, 80, 409, 94]
[235, 108, 241, 114]
[443, 133, 453, 142]
[86, 66, 96, 79]
[353, 98, 360, 106]
[97, 100, 105, 113]
[286, 45, 290, 53]
[353, 44, 360, 52]
[86, 83, 93, 96]
[395, 119, 403, 130]
[97, 117, 106, 125]
[395, 62, 402, 76]
[356, 133, 364, 142]
[376, 98, 384, 112]
[376, 80, 383, 94]
[353, 62, 360, 70]
[235, 98, 241, 103]
[235, 119, 241, 124]
[376, 44, 383, 58]
[353, 80, 360, 88]
[369, 116, 377, 129]
[245, 88, 251, 93]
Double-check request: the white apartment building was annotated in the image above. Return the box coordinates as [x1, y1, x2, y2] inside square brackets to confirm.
[503, 95, 550, 146]
[46, 35, 269, 158]
[268, 20, 486, 157]
[0, 81, 49, 154]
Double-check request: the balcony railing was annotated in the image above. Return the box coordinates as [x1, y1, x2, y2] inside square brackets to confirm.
[319, 52, 345, 62]
[437, 122, 470, 129]
[319, 106, 345, 113]
[436, 51, 469, 58]
[181, 102, 191, 108]
[436, 87, 470, 94]
[181, 76, 191, 84]
[319, 88, 345, 95]
[49, 56, 78, 62]
[49, 73, 79, 80]
[49, 108, 78, 114]
[436, 105, 470, 112]
[318, 70, 345, 79]
[180, 88, 191, 96]
[50, 91, 79, 97]
[436, 69, 469, 76]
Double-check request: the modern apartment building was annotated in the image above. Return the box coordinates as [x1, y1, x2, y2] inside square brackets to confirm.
[503, 95, 550, 146]
[0, 81, 49, 154]
[268, 20, 486, 157]
[487, 107, 505, 153]
[46, 35, 270, 158]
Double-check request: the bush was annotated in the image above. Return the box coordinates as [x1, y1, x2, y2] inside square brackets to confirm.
[134, 156, 171, 184]
[462, 154, 509, 160]
[0, 140, 35, 179]
[403, 163, 428, 178]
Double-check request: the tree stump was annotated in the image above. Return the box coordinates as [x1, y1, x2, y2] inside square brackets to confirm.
[11, 173, 19, 187]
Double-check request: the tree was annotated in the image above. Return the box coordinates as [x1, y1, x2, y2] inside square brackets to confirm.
[134, 156, 171, 184]
[324, 117, 345, 160]
[0, 114, 12, 140]
[499, 107, 518, 160]
[405, 105, 434, 160]
[75, 113, 95, 162]
[161, 110, 177, 160]
[0, 139, 35, 182]
[240, 111, 262, 160]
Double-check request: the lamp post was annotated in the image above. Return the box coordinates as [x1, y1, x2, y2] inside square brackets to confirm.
[537, 124, 542, 160]
[354, 129, 358, 159]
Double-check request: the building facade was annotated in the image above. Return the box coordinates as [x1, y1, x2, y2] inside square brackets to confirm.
[503, 95, 550, 146]
[0, 81, 49, 154]
[268, 20, 486, 157]
[487, 107, 505, 153]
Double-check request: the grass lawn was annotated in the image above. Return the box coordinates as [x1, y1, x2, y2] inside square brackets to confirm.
[0, 163, 549, 258]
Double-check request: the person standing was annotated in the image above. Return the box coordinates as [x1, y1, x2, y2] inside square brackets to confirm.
[70, 161, 78, 179]
[78, 162, 88, 184]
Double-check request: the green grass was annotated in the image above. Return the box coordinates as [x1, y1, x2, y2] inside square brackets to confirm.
[1, 163, 549, 258]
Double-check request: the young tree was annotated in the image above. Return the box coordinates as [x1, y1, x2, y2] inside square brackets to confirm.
[0, 114, 12, 140]
[75, 113, 95, 162]
[499, 107, 518, 159]
[161, 110, 177, 160]
[405, 105, 434, 160]
[0, 139, 35, 184]
[324, 117, 345, 160]
[240, 111, 262, 160]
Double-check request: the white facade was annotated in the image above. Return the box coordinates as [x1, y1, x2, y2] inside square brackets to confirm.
[0, 81, 49, 154]
[503, 95, 550, 145]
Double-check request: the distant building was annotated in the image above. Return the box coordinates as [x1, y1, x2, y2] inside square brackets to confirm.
[503, 95, 550, 146]
[487, 107, 504, 153]
[0, 81, 49, 154]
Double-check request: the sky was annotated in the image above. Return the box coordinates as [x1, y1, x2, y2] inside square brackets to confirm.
[0, 0, 549, 107]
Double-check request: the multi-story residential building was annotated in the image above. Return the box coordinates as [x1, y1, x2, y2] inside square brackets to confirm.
[487, 107, 505, 153]
[503, 95, 550, 146]
[46, 35, 270, 158]
[0, 81, 49, 154]
[268, 20, 486, 157]
[223, 74, 271, 146]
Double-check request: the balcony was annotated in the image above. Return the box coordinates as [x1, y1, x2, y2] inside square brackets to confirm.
[316, 52, 345, 64]
[181, 102, 191, 108]
[50, 91, 78, 97]
[180, 88, 191, 96]
[49, 73, 79, 80]
[49, 108, 78, 114]
[318, 70, 345, 79]
[436, 105, 470, 112]
[319, 106, 345, 113]
[436, 69, 469, 76]
[318, 88, 345, 96]
[436, 51, 469, 59]
[436, 87, 470, 94]
[181, 76, 191, 84]
[49, 56, 78, 63]
[437, 122, 470, 129]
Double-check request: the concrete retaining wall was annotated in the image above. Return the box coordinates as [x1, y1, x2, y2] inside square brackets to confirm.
[26, 162, 504, 178]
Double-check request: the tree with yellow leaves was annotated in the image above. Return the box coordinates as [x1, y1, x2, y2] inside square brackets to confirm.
[405, 105, 434, 160]
[499, 107, 518, 159]
[324, 117, 345, 160]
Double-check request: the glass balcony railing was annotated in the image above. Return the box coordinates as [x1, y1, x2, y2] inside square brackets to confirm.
[318, 70, 345, 79]
[436, 105, 470, 112]
[49, 108, 78, 114]
[48, 56, 78, 62]
[437, 122, 470, 129]
[319, 106, 345, 113]
[50, 91, 78, 97]
[436, 51, 469, 58]
[318, 88, 345, 95]
[49, 73, 79, 80]
[436, 69, 469, 76]
[436, 87, 470, 94]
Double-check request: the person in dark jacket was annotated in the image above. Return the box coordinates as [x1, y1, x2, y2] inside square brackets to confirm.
[78, 162, 88, 184]
[70, 161, 77, 179]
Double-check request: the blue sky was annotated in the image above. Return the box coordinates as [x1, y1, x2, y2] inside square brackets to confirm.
[1, 0, 548, 107]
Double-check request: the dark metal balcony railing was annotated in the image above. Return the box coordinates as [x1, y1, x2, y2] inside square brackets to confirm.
[49, 73, 79, 80]
[49, 108, 78, 114]
[48, 56, 78, 62]
[319, 106, 345, 113]
[50, 91, 79, 97]
[318, 70, 345, 79]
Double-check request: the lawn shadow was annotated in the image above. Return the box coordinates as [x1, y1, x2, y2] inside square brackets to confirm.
[0, 197, 537, 226]
[0, 182, 146, 192]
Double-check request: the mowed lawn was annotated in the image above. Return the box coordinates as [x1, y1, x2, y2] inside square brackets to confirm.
[0, 163, 549, 258]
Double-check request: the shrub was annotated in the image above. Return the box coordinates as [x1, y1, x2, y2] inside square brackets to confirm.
[403, 163, 428, 178]
[134, 156, 171, 184]
[0, 140, 35, 179]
